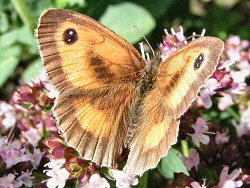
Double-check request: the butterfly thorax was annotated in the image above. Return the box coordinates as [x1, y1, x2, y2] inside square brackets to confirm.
[125, 55, 161, 148]
[137, 54, 161, 97]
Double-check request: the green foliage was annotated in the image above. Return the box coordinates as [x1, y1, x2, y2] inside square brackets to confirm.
[0, 46, 20, 87]
[158, 148, 189, 179]
[0, 0, 250, 92]
[21, 58, 42, 83]
[0, 0, 249, 187]
[100, 2, 155, 44]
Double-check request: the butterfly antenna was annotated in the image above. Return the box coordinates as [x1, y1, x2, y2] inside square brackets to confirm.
[185, 29, 206, 42]
[133, 25, 155, 57]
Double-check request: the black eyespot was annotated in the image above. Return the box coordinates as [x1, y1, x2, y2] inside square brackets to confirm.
[194, 53, 204, 70]
[63, 28, 78, 44]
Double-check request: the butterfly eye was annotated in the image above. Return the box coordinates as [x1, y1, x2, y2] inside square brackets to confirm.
[63, 28, 78, 44]
[194, 53, 204, 70]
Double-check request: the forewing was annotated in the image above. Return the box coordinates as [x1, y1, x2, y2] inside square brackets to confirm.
[37, 8, 145, 167]
[124, 37, 224, 175]
[157, 37, 224, 119]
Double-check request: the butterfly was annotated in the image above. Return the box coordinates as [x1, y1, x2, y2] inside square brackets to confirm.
[37, 8, 224, 176]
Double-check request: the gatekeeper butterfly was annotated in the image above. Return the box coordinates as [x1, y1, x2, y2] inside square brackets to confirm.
[37, 9, 224, 176]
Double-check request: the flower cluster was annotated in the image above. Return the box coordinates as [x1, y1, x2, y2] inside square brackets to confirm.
[1, 27, 250, 188]
[159, 27, 250, 187]
[0, 81, 56, 187]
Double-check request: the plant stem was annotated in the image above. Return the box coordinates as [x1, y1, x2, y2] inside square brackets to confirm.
[11, 0, 35, 30]
[138, 172, 148, 188]
[227, 107, 240, 122]
[181, 140, 189, 157]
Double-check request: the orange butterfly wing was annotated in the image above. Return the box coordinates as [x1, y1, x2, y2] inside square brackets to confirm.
[124, 37, 224, 175]
[37, 9, 145, 167]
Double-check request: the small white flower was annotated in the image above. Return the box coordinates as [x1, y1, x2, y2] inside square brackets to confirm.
[44, 159, 66, 169]
[109, 169, 138, 188]
[46, 168, 70, 188]
[45, 82, 59, 99]
[84, 174, 110, 188]
[44, 159, 70, 188]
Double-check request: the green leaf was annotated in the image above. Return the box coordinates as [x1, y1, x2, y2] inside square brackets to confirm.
[158, 148, 189, 179]
[0, 45, 21, 87]
[138, 171, 148, 188]
[100, 2, 155, 44]
[66, 0, 86, 7]
[0, 29, 19, 48]
[16, 26, 36, 47]
[0, 12, 9, 32]
[0, 26, 36, 49]
[198, 166, 219, 185]
[133, 0, 174, 19]
[0, 56, 19, 87]
[0, 45, 21, 59]
[55, 0, 67, 8]
[22, 59, 42, 83]
[11, 0, 35, 30]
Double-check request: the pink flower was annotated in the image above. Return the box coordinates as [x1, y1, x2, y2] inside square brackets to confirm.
[189, 118, 210, 147]
[232, 121, 250, 138]
[230, 69, 249, 85]
[0, 137, 29, 169]
[0, 173, 22, 188]
[85, 174, 110, 188]
[218, 166, 243, 188]
[159, 26, 187, 60]
[109, 169, 138, 188]
[215, 35, 250, 111]
[190, 180, 206, 188]
[16, 171, 33, 187]
[231, 106, 250, 137]
[0, 102, 16, 131]
[27, 148, 43, 169]
[79, 169, 90, 186]
[198, 78, 222, 108]
[240, 106, 250, 130]
[22, 127, 42, 147]
[218, 92, 235, 111]
[215, 130, 230, 145]
[182, 149, 200, 171]
[14, 82, 54, 111]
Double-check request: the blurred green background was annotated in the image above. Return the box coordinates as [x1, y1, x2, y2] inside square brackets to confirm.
[0, 0, 250, 100]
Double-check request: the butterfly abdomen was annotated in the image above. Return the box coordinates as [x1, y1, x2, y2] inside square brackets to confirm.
[124, 57, 160, 148]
